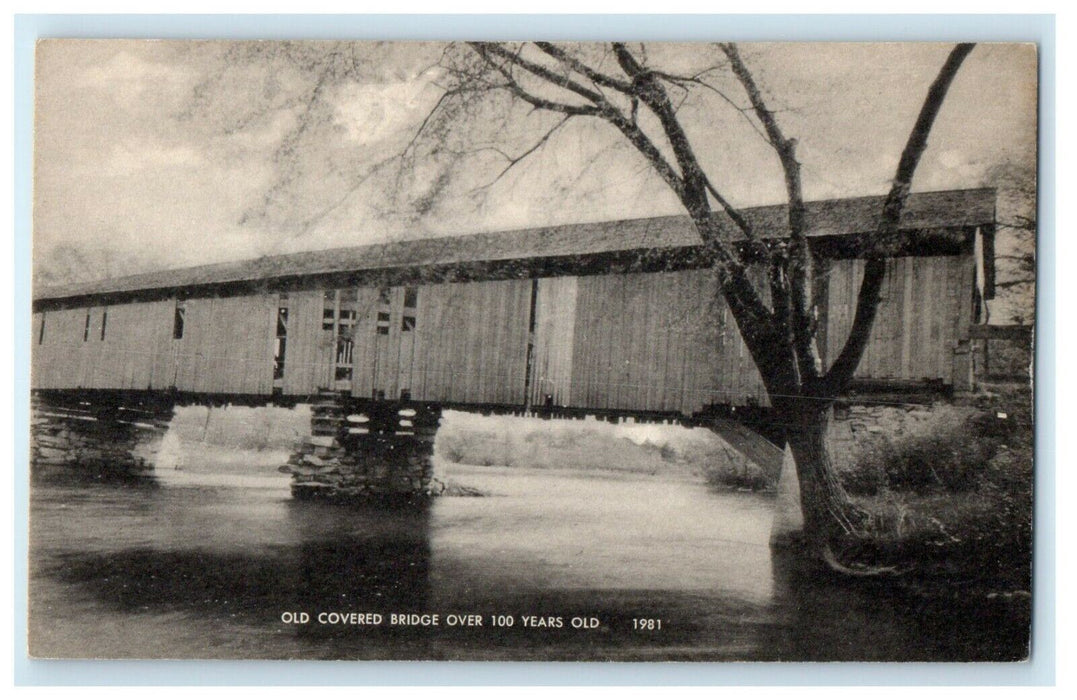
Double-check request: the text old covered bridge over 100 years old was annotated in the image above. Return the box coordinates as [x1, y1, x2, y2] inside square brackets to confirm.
[30, 187, 997, 499]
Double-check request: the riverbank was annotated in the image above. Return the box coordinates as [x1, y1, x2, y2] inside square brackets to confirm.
[832, 383, 1032, 600]
[433, 409, 771, 487]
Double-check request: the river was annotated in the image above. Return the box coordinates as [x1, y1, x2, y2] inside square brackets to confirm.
[28, 458, 1028, 661]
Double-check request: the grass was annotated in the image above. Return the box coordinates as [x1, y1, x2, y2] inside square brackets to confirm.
[836, 384, 1033, 593]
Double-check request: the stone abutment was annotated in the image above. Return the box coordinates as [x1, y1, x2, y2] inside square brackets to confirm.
[281, 391, 442, 501]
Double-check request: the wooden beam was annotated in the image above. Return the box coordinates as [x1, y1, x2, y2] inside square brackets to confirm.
[966, 324, 1033, 340]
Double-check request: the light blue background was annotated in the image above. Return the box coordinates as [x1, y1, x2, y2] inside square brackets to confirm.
[12, 13, 1056, 686]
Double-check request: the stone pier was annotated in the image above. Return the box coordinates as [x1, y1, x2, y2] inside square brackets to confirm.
[282, 392, 443, 501]
[30, 391, 176, 477]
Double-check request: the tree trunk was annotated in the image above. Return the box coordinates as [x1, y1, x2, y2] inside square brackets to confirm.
[774, 398, 869, 556]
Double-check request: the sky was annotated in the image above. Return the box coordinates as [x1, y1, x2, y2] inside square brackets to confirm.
[33, 40, 1037, 290]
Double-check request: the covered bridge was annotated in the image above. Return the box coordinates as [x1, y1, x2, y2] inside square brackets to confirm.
[31, 188, 996, 417]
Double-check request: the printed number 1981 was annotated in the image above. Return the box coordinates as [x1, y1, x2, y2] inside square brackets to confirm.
[633, 618, 662, 631]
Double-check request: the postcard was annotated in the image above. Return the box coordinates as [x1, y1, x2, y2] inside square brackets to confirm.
[28, 38, 1036, 662]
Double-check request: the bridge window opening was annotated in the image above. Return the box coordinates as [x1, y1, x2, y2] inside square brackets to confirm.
[376, 287, 393, 335]
[37, 313, 45, 345]
[100, 310, 108, 341]
[276, 307, 289, 338]
[273, 338, 287, 379]
[321, 289, 358, 389]
[323, 290, 336, 331]
[83, 312, 91, 342]
[173, 304, 185, 340]
[402, 285, 418, 332]
[274, 306, 288, 380]
[336, 336, 354, 366]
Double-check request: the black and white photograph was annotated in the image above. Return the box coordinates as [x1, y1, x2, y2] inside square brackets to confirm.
[27, 37, 1037, 663]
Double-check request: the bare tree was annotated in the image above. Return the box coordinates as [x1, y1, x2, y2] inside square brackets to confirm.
[408, 41, 975, 569]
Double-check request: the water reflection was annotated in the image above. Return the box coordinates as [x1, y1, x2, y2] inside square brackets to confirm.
[28, 456, 1028, 661]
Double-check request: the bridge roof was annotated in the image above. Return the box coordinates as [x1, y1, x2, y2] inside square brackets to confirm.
[35, 188, 995, 304]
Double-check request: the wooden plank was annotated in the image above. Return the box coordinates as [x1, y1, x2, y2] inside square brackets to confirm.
[282, 290, 318, 396]
[637, 271, 654, 409]
[613, 274, 633, 410]
[901, 257, 915, 379]
[440, 283, 461, 401]
[531, 276, 577, 407]
[423, 283, 449, 401]
[569, 276, 591, 407]
[678, 271, 701, 412]
[966, 324, 1033, 340]
[917, 259, 935, 380]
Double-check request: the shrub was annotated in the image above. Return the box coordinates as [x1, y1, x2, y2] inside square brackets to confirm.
[701, 446, 769, 491]
[878, 431, 997, 494]
[838, 405, 1007, 496]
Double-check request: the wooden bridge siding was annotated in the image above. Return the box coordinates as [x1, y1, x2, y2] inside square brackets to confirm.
[100, 300, 173, 391]
[32, 255, 975, 403]
[351, 286, 381, 399]
[404, 278, 531, 405]
[32, 307, 67, 389]
[565, 269, 768, 414]
[696, 268, 770, 408]
[171, 294, 277, 395]
[410, 282, 449, 401]
[569, 273, 610, 409]
[371, 286, 402, 400]
[824, 255, 975, 382]
[32, 301, 175, 391]
[32, 307, 81, 389]
[281, 290, 327, 396]
[528, 277, 578, 407]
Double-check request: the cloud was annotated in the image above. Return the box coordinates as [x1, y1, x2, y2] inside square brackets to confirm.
[332, 80, 437, 146]
[33, 41, 1039, 285]
[80, 50, 191, 91]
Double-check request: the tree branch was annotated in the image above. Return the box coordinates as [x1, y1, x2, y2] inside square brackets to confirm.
[491, 68, 602, 117]
[533, 42, 634, 94]
[702, 175, 761, 243]
[722, 42, 821, 382]
[608, 42, 782, 365]
[823, 43, 976, 395]
[611, 43, 710, 209]
[460, 42, 781, 363]
[403, 85, 480, 158]
[470, 42, 608, 109]
[651, 68, 773, 146]
[476, 114, 573, 190]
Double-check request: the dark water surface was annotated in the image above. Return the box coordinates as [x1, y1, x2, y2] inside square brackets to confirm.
[29, 459, 1028, 661]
